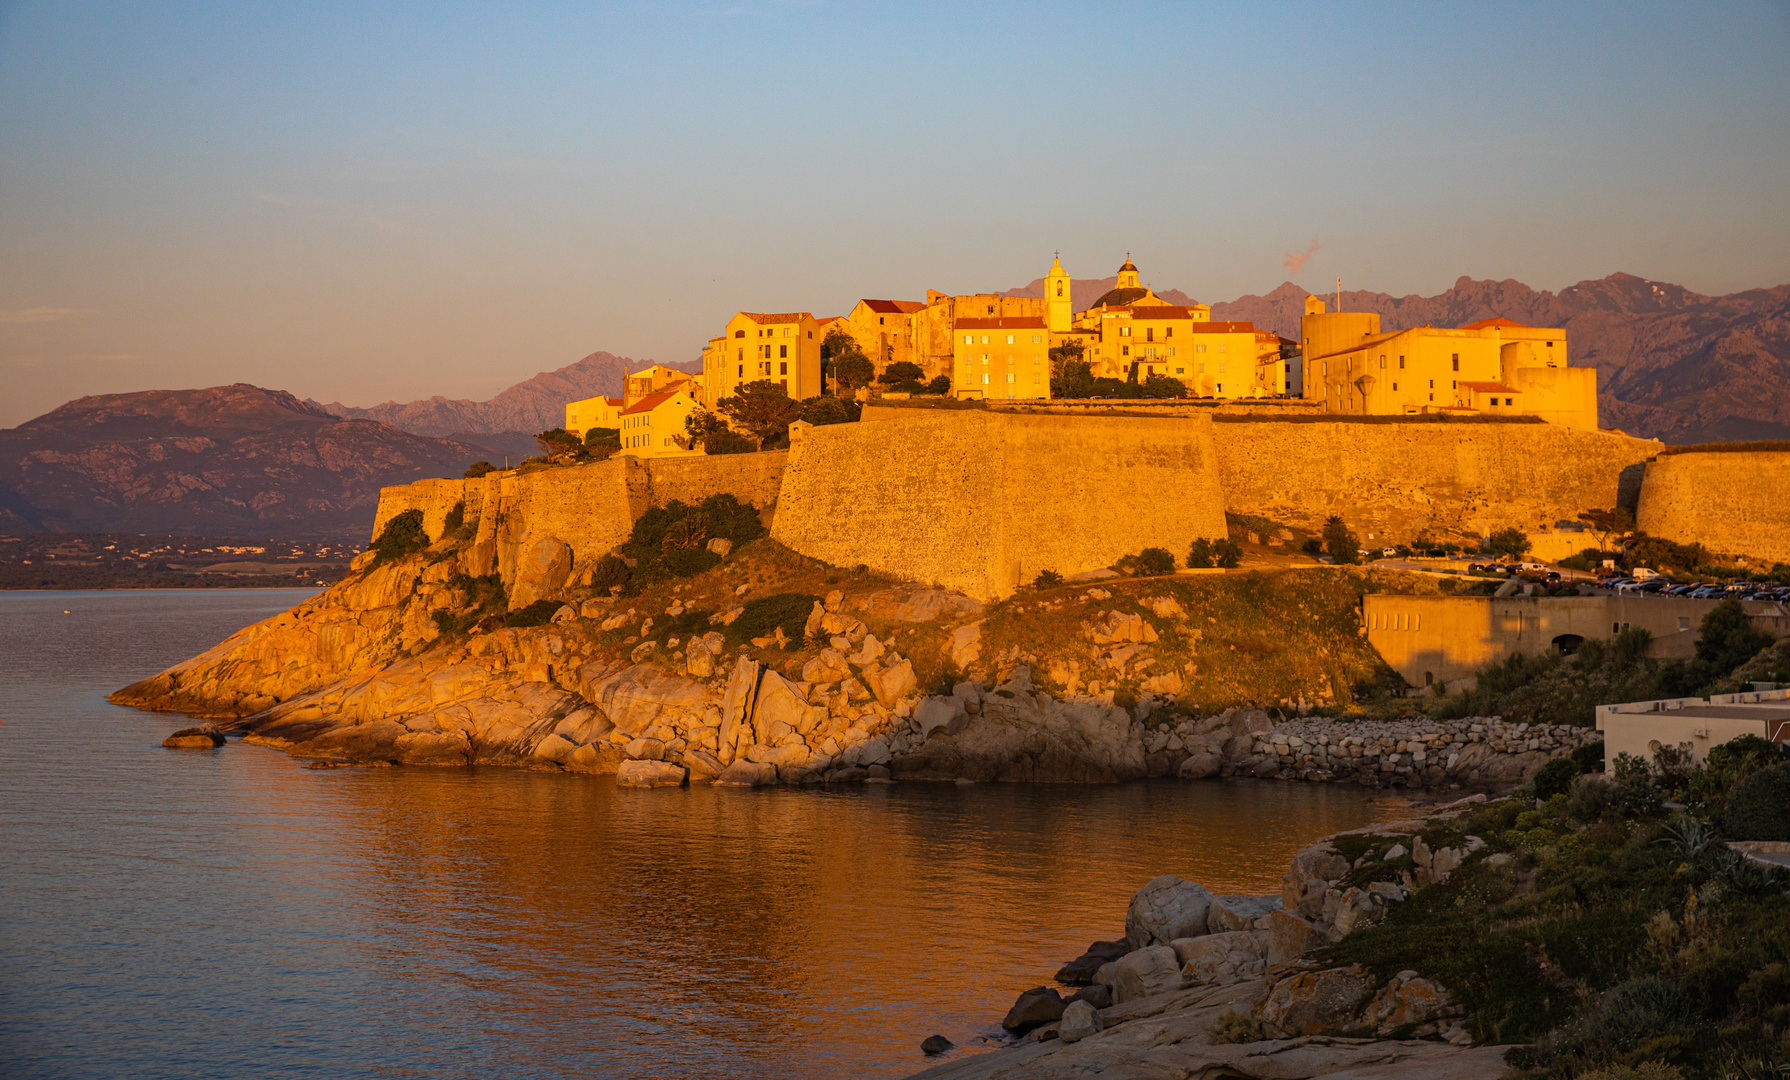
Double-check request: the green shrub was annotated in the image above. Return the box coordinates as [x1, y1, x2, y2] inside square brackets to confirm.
[799, 396, 860, 426]
[1118, 547, 1177, 576]
[589, 554, 631, 592]
[1031, 569, 1063, 589]
[1540, 910, 1649, 992]
[1212, 538, 1242, 569]
[1301, 537, 1324, 557]
[464, 460, 496, 478]
[1573, 977, 1705, 1063]
[1322, 516, 1359, 564]
[879, 360, 925, 385]
[370, 509, 429, 563]
[1567, 775, 1618, 823]
[726, 592, 821, 646]
[703, 428, 757, 455]
[622, 495, 765, 586]
[1724, 763, 1790, 841]
[442, 500, 465, 538]
[1573, 740, 1606, 774]
[1535, 757, 1581, 801]
[925, 375, 952, 395]
[1187, 538, 1214, 569]
[503, 599, 563, 628]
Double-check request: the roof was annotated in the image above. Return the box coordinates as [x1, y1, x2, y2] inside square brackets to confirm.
[956, 316, 1046, 330]
[1088, 286, 1150, 309]
[620, 387, 693, 415]
[1460, 381, 1519, 394]
[737, 311, 812, 324]
[1459, 317, 1530, 330]
[1185, 320, 1259, 334]
[1125, 305, 1195, 320]
[859, 298, 924, 314]
[1118, 258, 1138, 272]
[815, 315, 842, 327]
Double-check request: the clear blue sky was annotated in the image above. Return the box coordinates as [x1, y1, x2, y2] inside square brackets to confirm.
[2, 1, 1786, 426]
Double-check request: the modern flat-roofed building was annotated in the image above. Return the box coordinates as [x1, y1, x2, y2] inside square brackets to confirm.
[1597, 688, 1790, 766]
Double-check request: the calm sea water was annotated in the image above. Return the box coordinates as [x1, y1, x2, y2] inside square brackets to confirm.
[0, 589, 1402, 1079]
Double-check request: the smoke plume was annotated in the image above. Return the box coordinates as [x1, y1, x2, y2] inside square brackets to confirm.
[1282, 238, 1320, 276]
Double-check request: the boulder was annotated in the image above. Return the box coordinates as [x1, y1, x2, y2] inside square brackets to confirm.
[714, 759, 778, 787]
[532, 733, 577, 762]
[624, 736, 667, 761]
[913, 695, 963, 739]
[615, 759, 686, 788]
[680, 748, 726, 780]
[1266, 908, 1330, 965]
[1065, 984, 1112, 1010]
[867, 658, 916, 707]
[706, 537, 732, 557]
[510, 536, 573, 610]
[746, 742, 812, 769]
[1207, 894, 1282, 933]
[1255, 964, 1378, 1038]
[1177, 751, 1222, 779]
[801, 649, 853, 685]
[1281, 841, 1351, 919]
[1173, 930, 1268, 986]
[950, 621, 984, 668]
[1054, 939, 1130, 986]
[919, 1035, 952, 1056]
[1126, 875, 1214, 947]
[1104, 945, 1184, 1004]
[1000, 986, 1066, 1034]
[717, 658, 762, 763]
[162, 724, 226, 748]
[1058, 1000, 1102, 1044]
[1363, 972, 1459, 1034]
[1332, 886, 1390, 938]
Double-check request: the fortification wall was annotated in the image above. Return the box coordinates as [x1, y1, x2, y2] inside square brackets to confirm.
[1636, 451, 1790, 565]
[770, 412, 1227, 601]
[1210, 420, 1661, 545]
[368, 452, 791, 586]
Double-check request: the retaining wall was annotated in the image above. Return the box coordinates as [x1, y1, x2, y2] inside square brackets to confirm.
[1635, 451, 1790, 565]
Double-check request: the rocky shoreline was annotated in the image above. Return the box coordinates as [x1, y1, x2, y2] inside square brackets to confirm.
[907, 797, 1515, 1079]
[111, 542, 1592, 792]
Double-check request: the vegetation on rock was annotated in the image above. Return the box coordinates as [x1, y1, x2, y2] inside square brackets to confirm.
[370, 509, 429, 564]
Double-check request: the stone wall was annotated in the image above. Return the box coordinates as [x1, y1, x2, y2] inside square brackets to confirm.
[770, 411, 1228, 601]
[1210, 419, 1661, 545]
[370, 451, 791, 588]
[1636, 450, 1790, 565]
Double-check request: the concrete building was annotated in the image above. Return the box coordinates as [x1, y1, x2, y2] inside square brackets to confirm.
[1597, 687, 1790, 766]
[563, 394, 622, 440]
[1365, 594, 1790, 693]
[1301, 299, 1598, 429]
[702, 311, 825, 403]
[841, 298, 925, 376]
[952, 316, 1051, 400]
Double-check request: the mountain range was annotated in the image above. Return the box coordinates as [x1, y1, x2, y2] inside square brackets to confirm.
[0, 385, 491, 540]
[1007, 271, 1790, 443]
[311, 351, 703, 458]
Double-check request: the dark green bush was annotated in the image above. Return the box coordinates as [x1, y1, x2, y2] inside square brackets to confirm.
[726, 592, 821, 647]
[926, 375, 952, 395]
[1724, 763, 1790, 841]
[1212, 538, 1243, 569]
[1535, 757, 1581, 801]
[621, 494, 765, 586]
[1118, 547, 1176, 576]
[589, 554, 631, 591]
[464, 460, 496, 478]
[1566, 775, 1617, 823]
[1031, 569, 1063, 588]
[442, 500, 465, 538]
[1572, 740, 1607, 774]
[1187, 538, 1214, 569]
[879, 360, 925, 385]
[799, 396, 860, 426]
[503, 599, 563, 628]
[371, 509, 429, 563]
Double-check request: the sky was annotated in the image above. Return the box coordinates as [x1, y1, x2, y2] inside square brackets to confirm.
[1, 1, 1787, 427]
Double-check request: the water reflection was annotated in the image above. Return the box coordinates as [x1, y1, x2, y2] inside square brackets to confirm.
[1, 590, 1405, 1079]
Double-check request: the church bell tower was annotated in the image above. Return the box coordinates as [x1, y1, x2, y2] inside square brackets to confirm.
[1046, 255, 1071, 333]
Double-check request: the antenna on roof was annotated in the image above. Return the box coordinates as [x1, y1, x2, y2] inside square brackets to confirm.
[1336, 278, 1341, 312]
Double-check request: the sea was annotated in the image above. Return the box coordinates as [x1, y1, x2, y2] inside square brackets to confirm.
[0, 588, 1404, 1079]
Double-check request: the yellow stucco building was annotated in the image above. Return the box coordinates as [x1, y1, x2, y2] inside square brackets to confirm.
[701, 311, 825, 403]
[564, 394, 622, 440]
[840, 298, 925, 374]
[1301, 298, 1598, 429]
[618, 383, 704, 458]
[952, 316, 1052, 400]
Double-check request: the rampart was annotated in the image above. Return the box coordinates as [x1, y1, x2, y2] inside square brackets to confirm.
[770, 411, 1228, 601]
[1209, 419, 1661, 545]
[370, 452, 790, 585]
[1635, 450, 1790, 566]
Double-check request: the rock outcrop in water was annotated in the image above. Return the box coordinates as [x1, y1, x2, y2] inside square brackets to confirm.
[911, 799, 1505, 1080]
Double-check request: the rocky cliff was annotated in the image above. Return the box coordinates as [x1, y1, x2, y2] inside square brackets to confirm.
[0, 385, 490, 540]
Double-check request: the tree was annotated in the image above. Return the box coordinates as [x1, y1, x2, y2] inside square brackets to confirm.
[533, 427, 585, 461]
[684, 410, 754, 454]
[1140, 373, 1188, 399]
[799, 396, 860, 426]
[583, 426, 620, 461]
[821, 323, 858, 361]
[1695, 599, 1774, 675]
[1187, 538, 1214, 568]
[879, 360, 925, 385]
[833, 354, 875, 392]
[719, 380, 803, 449]
[464, 460, 496, 479]
[1486, 527, 1533, 560]
[1322, 515, 1360, 564]
[925, 375, 952, 395]
[1212, 538, 1243, 568]
[1051, 355, 1096, 399]
[1578, 506, 1636, 550]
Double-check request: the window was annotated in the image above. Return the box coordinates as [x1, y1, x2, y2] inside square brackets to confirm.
[1006, 373, 1015, 383]
[982, 373, 989, 385]
[1392, 381, 1398, 391]
[737, 364, 743, 378]
[780, 362, 787, 375]
[734, 329, 745, 338]
[1165, 327, 1173, 338]
[1034, 373, 1041, 384]
[1398, 355, 1405, 369]
[1218, 344, 1225, 353]
[1505, 397, 1513, 406]
[1451, 354, 1460, 371]
[1429, 392, 1434, 401]
[963, 334, 973, 345]
[1122, 345, 1129, 356]
[981, 354, 988, 365]
[1428, 379, 1434, 388]
[878, 316, 884, 325]
[1451, 380, 1457, 389]
[1379, 355, 1386, 369]
[779, 344, 787, 358]
[1056, 282, 1063, 296]
[1176, 367, 1185, 375]
[1198, 363, 1205, 373]
[1146, 327, 1154, 342]
[1196, 344, 1206, 354]
[1679, 617, 1691, 631]
[1005, 334, 1014, 345]
[1217, 383, 1223, 393]
[980, 335, 990, 345]
[1032, 335, 1042, 344]
[1219, 363, 1225, 373]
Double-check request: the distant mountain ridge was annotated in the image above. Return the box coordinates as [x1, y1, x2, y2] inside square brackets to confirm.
[0, 385, 490, 540]
[314, 351, 703, 438]
[1008, 271, 1790, 444]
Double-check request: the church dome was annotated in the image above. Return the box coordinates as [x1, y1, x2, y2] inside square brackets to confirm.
[1118, 257, 1138, 273]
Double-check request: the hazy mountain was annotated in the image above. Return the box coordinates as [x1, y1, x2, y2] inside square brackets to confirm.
[1008, 272, 1790, 444]
[0, 385, 492, 540]
[315, 351, 704, 438]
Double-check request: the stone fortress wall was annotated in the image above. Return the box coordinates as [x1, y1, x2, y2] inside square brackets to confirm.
[366, 412, 1784, 603]
[1210, 419, 1662, 546]
[1635, 449, 1790, 567]
[770, 411, 1229, 600]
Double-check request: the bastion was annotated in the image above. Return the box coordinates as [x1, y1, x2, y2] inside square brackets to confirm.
[771, 410, 1229, 601]
[1635, 447, 1790, 567]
